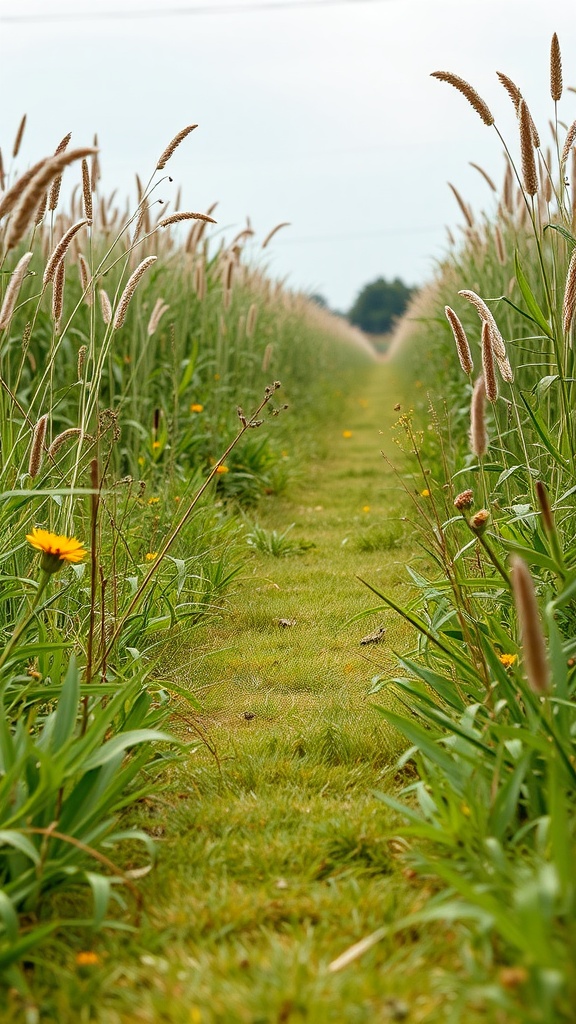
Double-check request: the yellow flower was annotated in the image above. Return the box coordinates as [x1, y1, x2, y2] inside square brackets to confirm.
[342, 430, 353, 439]
[190, 403, 203, 413]
[145, 552, 158, 561]
[499, 653, 517, 668]
[152, 441, 161, 450]
[76, 951, 100, 967]
[27, 528, 87, 574]
[420, 488, 430, 498]
[362, 505, 370, 513]
[138, 456, 145, 466]
[214, 373, 220, 381]
[147, 496, 160, 505]
[216, 465, 229, 474]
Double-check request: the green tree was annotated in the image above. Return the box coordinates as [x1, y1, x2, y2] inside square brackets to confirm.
[348, 276, 414, 334]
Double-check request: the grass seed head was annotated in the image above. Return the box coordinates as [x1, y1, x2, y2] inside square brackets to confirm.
[47, 132, 73, 211]
[156, 125, 198, 170]
[519, 99, 539, 195]
[43, 219, 88, 287]
[481, 321, 498, 402]
[431, 71, 494, 126]
[113, 256, 157, 329]
[445, 305, 474, 375]
[510, 556, 551, 695]
[0, 251, 34, 330]
[550, 32, 563, 101]
[562, 246, 576, 333]
[28, 414, 48, 478]
[12, 114, 27, 159]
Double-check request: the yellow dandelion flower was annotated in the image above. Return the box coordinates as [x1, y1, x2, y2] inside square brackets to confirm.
[362, 505, 370, 513]
[420, 488, 430, 498]
[498, 653, 517, 668]
[145, 552, 158, 561]
[152, 441, 161, 450]
[27, 528, 87, 574]
[147, 496, 160, 505]
[216, 465, 229, 474]
[190, 403, 203, 413]
[342, 430, 353, 439]
[75, 951, 100, 967]
[138, 456, 145, 466]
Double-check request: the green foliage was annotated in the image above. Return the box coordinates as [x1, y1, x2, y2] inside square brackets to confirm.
[245, 521, 314, 557]
[349, 276, 415, 335]
[359, 37, 576, 1021]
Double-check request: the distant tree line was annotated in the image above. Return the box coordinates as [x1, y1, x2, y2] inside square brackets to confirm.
[348, 276, 415, 335]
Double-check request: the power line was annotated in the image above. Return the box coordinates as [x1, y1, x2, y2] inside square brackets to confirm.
[0, 0, 394, 25]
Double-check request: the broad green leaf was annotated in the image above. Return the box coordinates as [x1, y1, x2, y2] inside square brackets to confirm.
[81, 729, 175, 770]
[50, 655, 81, 752]
[514, 251, 552, 337]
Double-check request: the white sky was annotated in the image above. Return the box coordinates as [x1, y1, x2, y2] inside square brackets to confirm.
[1, 0, 575, 310]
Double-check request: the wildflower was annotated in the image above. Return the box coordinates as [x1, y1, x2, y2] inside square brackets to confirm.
[454, 489, 474, 511]
[216, 465, 229, 474]
[190, 403, 203, 413]
[145, 552, 158, 561]
[420, 488, 430, 498]
[147, 496, 160, 505]
[152, 441, 161, 450]
[470, 509, 490, 534]
[362, 505, 371, 512]
[342, 430, 353, 438]
[498, 653, 517, 668]
[138, 456, 145, 466]
[75, 951, 100, 967]
[214, 373, 220, 380]
[26, 528, 87, 573]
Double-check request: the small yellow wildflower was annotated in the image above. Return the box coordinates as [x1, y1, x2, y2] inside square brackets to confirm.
[148, 496, 160, 505]
[152, 441, 161, 450]
[138, 456, 145, 466]
[145, 552, 158, 561]
[216, 465, 229, 474]
[190, 403, 203, 413]
[499, 653, 517, 668]
[342, 430, 353, 439]
[214, 373, 220, 381]
[420, 488, 430, 498]
[27, 528, 87, 574]
[362, 505, 370, 513]
[75, 951, 100, 967]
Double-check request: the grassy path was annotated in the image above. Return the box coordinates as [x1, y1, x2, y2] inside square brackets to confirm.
[37, 362, 474, 1023]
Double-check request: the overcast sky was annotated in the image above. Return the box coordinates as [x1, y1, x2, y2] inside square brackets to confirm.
[1, 0, 576, 310]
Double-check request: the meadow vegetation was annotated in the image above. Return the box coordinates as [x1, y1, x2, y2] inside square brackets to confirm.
[1, 28, 576, 1024]
[0, 117, 371, 1008]
[350, 32, 576, 1023]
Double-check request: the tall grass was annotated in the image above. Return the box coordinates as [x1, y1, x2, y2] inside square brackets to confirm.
[0, 119, 371, 984]
[342, 34, 576, 1022]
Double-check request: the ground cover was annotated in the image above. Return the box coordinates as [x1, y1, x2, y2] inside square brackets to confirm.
[6, 361, 495, 1023]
